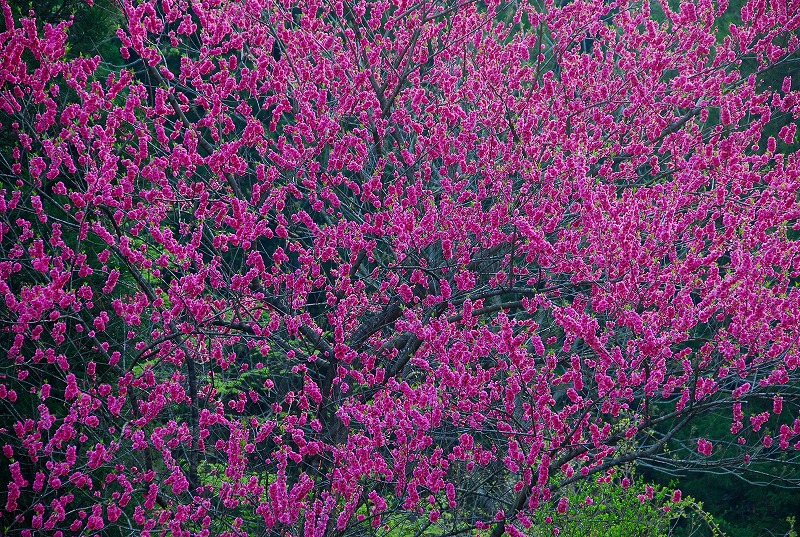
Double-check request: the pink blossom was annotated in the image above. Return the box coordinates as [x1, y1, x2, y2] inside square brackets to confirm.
[2, 0, 800, 535]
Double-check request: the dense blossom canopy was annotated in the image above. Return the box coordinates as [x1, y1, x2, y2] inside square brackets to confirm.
[1, 0, 800, 535]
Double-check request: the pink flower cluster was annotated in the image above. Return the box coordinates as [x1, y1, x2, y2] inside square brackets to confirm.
[1, 0, 800, 535]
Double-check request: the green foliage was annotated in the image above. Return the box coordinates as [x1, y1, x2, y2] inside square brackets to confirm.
[643, 408, 800, 537]
[787, 516, 798, 537]
[530, 477, 685, 537]
[453, 474, 728, 537]
[664, 471, 800, 537]
[6, 0, 122, 61]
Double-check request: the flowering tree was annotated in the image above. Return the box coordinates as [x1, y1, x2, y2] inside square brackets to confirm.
[2, 0, 800, 535]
